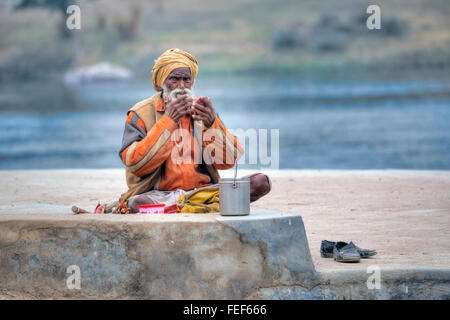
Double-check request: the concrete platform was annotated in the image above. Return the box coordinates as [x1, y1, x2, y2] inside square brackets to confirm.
[0, 210, 317, 299]
[1, 169, 449, 299]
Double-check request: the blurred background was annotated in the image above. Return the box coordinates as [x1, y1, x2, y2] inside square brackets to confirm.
[0, 0, 449, 170]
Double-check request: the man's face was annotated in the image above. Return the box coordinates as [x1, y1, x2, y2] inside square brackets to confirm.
[162, 67, 193, 103]
[164, 67, 192, 91]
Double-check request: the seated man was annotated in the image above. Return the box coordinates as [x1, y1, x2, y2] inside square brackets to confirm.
[118, 48, 271, 213]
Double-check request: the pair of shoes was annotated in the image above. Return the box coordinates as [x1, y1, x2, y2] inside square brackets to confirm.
[321, 240, 377, 263]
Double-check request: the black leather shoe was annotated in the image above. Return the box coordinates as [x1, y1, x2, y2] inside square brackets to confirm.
[321, 240, 377, 259]
[333, 241, 361, 263]
[320, 240, 336, 258]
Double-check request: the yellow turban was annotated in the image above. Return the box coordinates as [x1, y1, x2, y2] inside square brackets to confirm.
[152, 48, 198, 91]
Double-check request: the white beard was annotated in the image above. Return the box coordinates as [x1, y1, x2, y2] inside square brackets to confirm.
[162, 84, 194, 103]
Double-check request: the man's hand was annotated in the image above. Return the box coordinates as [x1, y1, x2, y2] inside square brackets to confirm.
[192, 96, 216, 127]
[164, 94, 193, 123]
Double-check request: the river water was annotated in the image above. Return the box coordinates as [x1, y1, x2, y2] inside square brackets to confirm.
[0, 72, 449, 170]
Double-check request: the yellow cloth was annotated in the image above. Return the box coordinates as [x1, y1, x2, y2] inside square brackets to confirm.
[152, 48, 199, 91]
[177, 186, 219, 213]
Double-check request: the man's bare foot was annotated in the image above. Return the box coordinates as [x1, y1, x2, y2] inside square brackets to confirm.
[250, 173, 271, 202]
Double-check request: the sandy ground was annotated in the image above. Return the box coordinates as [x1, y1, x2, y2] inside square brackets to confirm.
[1, 169, 449, 272]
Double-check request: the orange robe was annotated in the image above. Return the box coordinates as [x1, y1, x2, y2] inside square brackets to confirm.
[119, 97, 244, 191]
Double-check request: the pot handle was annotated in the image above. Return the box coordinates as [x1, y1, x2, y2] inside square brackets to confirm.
[232, 161, 238, 188]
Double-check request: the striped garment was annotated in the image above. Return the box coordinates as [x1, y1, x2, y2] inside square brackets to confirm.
[119, 97, 244, 191]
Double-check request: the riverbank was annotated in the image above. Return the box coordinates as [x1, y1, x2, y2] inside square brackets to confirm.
[1, 169, 449, 273]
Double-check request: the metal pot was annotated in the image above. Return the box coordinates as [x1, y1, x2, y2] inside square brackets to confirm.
[219, 176, 250, 216]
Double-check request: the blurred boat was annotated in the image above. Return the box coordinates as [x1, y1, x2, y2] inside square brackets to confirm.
[64, 62, 133, 85]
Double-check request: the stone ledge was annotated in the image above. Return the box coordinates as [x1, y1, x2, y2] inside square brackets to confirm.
[0, 210, 317, 299]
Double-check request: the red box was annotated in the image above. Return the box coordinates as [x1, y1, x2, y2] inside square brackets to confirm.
[138, 204, 165, 214]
